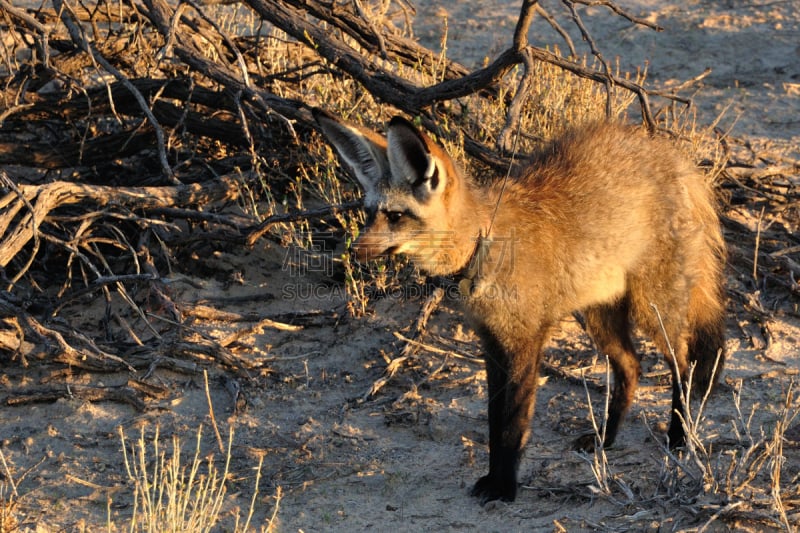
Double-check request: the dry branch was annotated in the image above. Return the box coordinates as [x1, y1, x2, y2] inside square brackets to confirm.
[280, 0, 473, 84]
[0, 173, 240, 268]
[52, 0, 176, 181]
[4, 383, 153, 411]
[141, 0, 307, 122]
[0, 291, 137, 372]
[365, 285, 445, 399]
[250, 0, 671, 130]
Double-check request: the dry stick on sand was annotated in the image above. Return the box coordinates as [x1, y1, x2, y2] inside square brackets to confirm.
[392, 331, 478, 363]
[4, 384, 149, 411]
[364, 286, 445, 399]
[0, 293, 138, 373]
[203, 369, 226, 454]
[219, 317, 303, 347]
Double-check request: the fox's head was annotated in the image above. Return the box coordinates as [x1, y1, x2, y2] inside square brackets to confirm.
[314, 110, 483, 276]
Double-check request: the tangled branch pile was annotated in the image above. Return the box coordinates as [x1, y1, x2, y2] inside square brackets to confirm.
[0, 0, 798, 395]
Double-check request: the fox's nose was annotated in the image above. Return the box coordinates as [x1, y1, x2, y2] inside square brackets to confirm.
[351, 234, 393, 264]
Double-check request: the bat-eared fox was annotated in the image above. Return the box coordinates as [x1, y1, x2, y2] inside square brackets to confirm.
[314, 109, 726, 504]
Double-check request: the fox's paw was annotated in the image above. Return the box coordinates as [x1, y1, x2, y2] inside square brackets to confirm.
[471, 475, 516, 504]
[667, 425, 686, 450]
[573, 433, 600, 452]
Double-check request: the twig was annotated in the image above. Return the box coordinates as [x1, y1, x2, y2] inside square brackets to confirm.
[152, 317, 255, 375]
[392, 331, 478, 363]
[186, 304, 300, 328]
[203, 369, 225, 454]
[353, 0, 387, 58]
[245, 201, 362, 246]
[0, 449, 18, 498]
[265, 486, 282, 533]
[185, 0, 252, 88]
[363, 354, 409, 401]
[219, 317, 303, 347]
[242, 456, 267, 531]
[402, 286, 445, 356]
[498, 47, 535, 153]
[525, 45, 657, 130]
[570, 0, 663, 31]
[577, 356, 621, 499]
[535, 3, 577, 57]
[364, 286, 445, 399]
[753, 206, 765, 283]
[562, 0, 616, 119]
[697, 501, 744, 533]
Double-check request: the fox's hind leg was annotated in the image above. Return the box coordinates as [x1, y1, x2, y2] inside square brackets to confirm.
[635, 293, 693, 448]
[574, 297, 641, 451]
[659, 330, 692, 448]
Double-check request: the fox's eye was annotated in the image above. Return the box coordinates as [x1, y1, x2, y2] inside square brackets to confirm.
[385, 211, 404, 224]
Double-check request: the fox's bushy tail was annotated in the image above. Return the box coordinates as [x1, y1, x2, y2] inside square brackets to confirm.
[686, 179, 727, 395]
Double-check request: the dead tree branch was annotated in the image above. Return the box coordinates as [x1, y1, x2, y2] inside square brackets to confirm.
[0, 173, 240, 269]
[52, 0, 176, 181]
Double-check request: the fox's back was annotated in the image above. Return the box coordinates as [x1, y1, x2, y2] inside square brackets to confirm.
[473, 123, 718, 328]
[509, 122, 695, 244]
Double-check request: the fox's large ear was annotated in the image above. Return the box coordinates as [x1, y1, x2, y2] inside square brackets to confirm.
[313, 108, 388, 195]
[386, 116, 443, 200]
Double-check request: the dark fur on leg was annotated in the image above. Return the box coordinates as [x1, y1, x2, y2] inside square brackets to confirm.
[471, 326, 546, 503]
[688, 318, 726, 397]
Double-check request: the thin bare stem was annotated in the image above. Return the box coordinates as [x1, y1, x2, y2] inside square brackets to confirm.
[203, 369, 225, 454]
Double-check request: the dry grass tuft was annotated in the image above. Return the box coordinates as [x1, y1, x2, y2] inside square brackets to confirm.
[576, 364, 800, 529]
[0, 451, 19, 533]
[118, 425, 273, 532]
[651, 381, 800, 529]
[0, 497, 18, 533]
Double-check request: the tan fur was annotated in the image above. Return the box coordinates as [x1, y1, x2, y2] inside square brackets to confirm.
[314, 110, 727, 504]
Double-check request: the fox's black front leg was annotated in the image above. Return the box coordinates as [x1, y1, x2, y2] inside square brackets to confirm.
[471, 339, 517, 502]
[472, 327, 546, 503]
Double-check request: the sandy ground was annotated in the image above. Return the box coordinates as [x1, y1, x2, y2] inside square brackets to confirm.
[2, 1, 800, 531]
